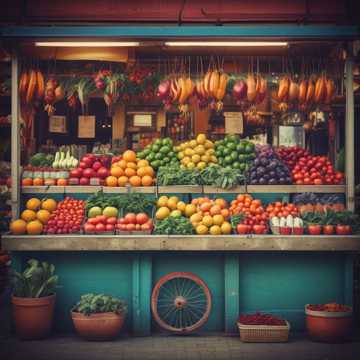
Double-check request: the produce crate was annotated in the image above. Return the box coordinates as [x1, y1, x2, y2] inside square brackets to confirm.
[237, 321, 290, 343]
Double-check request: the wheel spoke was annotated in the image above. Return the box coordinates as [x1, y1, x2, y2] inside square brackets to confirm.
[161, 283, 176, 298]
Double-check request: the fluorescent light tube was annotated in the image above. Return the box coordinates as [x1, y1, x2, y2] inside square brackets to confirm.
[165, 41, 288, 47]
[35, 42, 140, 47]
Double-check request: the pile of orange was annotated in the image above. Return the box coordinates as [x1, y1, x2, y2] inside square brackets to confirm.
[10, 197, 58, 235]
[105, 150, 155, 187]
[188, 197, 232, 235]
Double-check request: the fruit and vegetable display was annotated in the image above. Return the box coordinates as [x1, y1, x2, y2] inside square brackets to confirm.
[230, 194, 268, 234]
[238, 312, 287, 326]
[199, 165, 245, 189]
[8, 190, 358, 237]
[84, 205, 119, 234]
[156, 165, 201, 186]
[137, 138, 178, 171]
[301, 210, 359, 235]
[249, 145, 292, 185]
[277, 146, 344, 185]
[270, 215, 304, 235]
[70, 153, 111, 186]
[10, 197, 59, 235]
[44, 197, 85, 234]
[176, 134, 217, 170]
[106, 150, 154, 187]
[215, 135, 256, 174]
[153, 216, 194, 235]
[156, 196, 193, 220]
[188, 197, 232, 235]
[117, 213, 153, 233]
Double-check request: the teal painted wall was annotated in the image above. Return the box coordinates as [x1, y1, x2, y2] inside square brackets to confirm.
[13, 251, 350, 334]
[238, 253, 346, 330]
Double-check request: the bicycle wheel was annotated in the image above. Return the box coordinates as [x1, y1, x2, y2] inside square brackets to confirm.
[151, 272, 212, 333]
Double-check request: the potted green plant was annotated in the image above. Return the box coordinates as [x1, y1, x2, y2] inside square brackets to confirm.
[12, 259, 58, 339]
[71, 293, 127, 341]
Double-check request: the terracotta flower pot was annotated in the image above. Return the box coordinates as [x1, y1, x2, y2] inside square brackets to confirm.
[12, 294, 56, 340]
[71, 311, 125, 341]
[305, 304, 352, 343]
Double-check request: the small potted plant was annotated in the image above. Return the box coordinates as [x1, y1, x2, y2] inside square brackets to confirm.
[12, 259, 58, 339]
[71, 293, 127, 341]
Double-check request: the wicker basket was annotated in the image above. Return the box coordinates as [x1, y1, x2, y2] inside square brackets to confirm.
[237, 321, 290, 343]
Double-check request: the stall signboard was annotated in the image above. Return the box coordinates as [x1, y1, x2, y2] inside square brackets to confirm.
[134, 114, 152, 127]
[279, 126, 305, 147]
[78, 116, 95, 138]
[49, 115, 66, 133]
[224, 112, 243, 134]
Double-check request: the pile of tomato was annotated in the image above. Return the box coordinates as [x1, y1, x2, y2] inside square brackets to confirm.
[45, 197, 85, 234]
[265, 202, 299, 218]
[230, 194, 268, 234]
[307, 303, 352, 312]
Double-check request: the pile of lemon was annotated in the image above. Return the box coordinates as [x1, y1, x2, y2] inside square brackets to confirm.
[155, 196, 197, 220]
[175, 134, 217, 170]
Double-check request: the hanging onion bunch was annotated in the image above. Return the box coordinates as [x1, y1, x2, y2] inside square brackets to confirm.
[156, 78, 172, 110]
[44, 79, 64, 116]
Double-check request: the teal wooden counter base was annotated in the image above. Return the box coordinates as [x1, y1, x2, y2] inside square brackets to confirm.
[10, 251, 354, 336]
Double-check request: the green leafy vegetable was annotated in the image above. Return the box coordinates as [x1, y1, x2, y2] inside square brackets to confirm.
[156, 165, 201, 186]
[153, 216, 194, 235]
[200, 165, 245, 189]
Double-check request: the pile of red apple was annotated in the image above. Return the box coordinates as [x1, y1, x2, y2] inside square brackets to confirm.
[69, 154, 112, 186]
[44, 197, 85, 234]
[277, 146, 344, 185]
[83, 214, 117, 234]
[116, 213, 153, 233]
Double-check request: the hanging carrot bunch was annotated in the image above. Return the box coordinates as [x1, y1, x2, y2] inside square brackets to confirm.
[19, 65, 45, 147]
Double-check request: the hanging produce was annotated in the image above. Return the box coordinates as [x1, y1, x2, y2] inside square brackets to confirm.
[103, 73, 123, 115]
[44, 78, 64, 116]
[232, 80, 247, 106]
[194, 68, 228, 112]
[171, 76, 195, 113]
[314, 75, 326, 104]
[75, 78, 96, 115]
[19, 67, 46, 146]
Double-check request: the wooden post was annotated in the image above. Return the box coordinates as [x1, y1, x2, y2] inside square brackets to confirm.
[345, 54, 355, 211]
[224, 254, 240, 334]
[132, 254, 152, 336]
[11, 53, 20, 219]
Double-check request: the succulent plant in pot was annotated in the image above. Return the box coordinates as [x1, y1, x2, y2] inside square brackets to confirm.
[71, 293, 127, 341]
[12, 259, 58, 339]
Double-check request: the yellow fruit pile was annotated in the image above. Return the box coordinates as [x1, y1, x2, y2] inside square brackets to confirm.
[155, 195, 197, 220]
[106, 150, 155, 187]
[189, 197, 232, 235]
[176, 134, 217, 170]
[10, 197, 57, 235]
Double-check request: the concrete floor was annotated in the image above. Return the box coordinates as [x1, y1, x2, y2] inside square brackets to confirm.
[1, 334, 360, 360]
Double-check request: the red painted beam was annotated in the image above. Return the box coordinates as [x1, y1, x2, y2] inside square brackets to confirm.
[0, 0, 355, 24]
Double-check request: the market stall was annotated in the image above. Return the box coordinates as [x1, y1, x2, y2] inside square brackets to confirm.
[1, 24, 360, 338]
